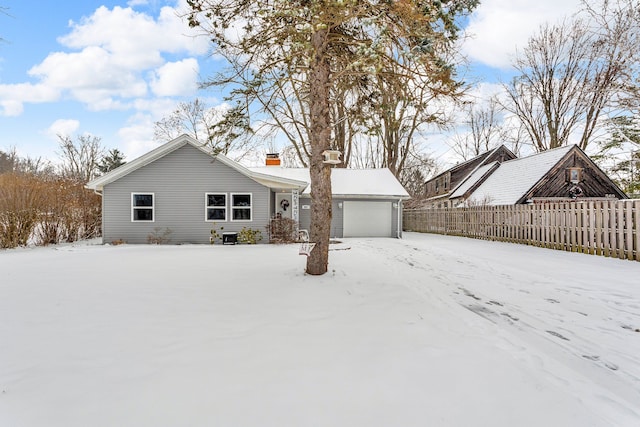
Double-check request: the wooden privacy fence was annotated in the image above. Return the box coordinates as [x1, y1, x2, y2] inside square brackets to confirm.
[403, 200, 640, 261]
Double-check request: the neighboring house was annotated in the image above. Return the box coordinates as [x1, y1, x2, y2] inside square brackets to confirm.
[85, 135, 410, 244]
[421, 144, 627, 207]
[423, 145, 517, 208]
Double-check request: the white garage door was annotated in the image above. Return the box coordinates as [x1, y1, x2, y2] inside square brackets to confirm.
[343, 201, 392, 237]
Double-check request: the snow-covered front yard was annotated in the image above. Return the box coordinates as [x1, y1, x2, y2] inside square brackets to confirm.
[1, 233, 639, 426]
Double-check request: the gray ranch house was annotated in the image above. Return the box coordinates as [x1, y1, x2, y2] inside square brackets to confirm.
[86, 135, 410, 244]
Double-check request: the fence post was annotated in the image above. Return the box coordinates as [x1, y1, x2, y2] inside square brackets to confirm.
[576, 202, 583, 253]
[635, 200, 640, 262]
[604, 200, 612, 257]
[617, 201, 625, 259]
[627, 201, 634, 261]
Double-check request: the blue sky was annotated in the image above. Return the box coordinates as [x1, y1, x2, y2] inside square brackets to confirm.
[0, 0, 582, 165]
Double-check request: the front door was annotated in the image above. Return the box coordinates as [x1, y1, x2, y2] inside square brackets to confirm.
[275, 193, 293, 219]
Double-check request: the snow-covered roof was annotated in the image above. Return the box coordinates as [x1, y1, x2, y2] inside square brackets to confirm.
[85, 134, 408, 199]
[467, 145, 574, 205]
[250, 167, 410, 199]
[85, 135, 308, 192]
[450, 162, 499, 199]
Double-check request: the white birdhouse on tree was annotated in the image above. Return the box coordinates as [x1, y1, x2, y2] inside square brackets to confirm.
[322, 150, 342, 165]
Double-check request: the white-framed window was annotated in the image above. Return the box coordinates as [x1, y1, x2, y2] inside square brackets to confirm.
[206, 193, 227, 221]
[568, 167, 582, 184]
[231, 193, 252, 221]
[132, 193, 154, 222]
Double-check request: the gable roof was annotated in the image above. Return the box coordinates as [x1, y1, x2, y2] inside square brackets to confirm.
[250, 167, 410, 199]
[466, 145, 575, 205]
[85, 135, 308, 192]
[432, 145, 517, 182]
[424, 145, 517, 202]
[86, 134, 409, 199]
[450, 161, 499, 199]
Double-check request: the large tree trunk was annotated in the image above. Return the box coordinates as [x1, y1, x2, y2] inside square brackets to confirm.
[306, 29, 332, 276]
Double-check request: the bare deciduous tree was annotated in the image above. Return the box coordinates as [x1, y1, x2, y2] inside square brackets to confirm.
[0, 148, 54, 176]
[57, 134, 104, 182]
[154, 98, 254, 159]
[503, 10, 635, 152]
[451, 97, 506, 160]
[582, 0, 639, 113]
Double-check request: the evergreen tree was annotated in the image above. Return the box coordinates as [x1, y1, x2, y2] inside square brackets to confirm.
[98, 149, 126, 174]
[186, 0, 478, 274]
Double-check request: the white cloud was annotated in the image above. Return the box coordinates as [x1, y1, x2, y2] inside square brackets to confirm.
[0, 100, 24, 117]
[0, 83, 60, 116]
[28, 46, 149, 107]
[59, 4, 209, 63]
[46, 119, 81, 139]
[462, 0, 583, 69]
[464, 82, 506, 104]
[150, 58, 199, 97]
[2, 2, 211, 115]
[132, 97, 182, 118]
[59, 6, 166, 70]
[117, 113, 160, 159]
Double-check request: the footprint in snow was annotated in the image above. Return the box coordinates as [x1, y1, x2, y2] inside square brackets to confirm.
[465, 304, 496, 318]
[582, 355, 600, 361]
[605, 362, 619, 371]
[501, 312, 519, 322]
[546, 330, 570, 341]
[582, 355, 619, 371]
[461, 288, 481, 300]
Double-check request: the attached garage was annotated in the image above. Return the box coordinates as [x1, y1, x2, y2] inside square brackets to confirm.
[248, 166, 410, 239]
[343, 201, 393, 237]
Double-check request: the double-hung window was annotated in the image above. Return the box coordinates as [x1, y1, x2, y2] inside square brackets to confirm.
[206, 193, 227, 221]
[231, 193, 252, 221]
[132, 193, 154, 222]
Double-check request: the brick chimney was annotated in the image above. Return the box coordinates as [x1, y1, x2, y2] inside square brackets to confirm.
[266, 153, 281, 166]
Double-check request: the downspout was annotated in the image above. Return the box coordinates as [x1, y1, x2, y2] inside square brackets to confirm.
[397, 198, 402, 239]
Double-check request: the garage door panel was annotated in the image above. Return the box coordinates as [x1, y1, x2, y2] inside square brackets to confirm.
[343, 201, 392, 237]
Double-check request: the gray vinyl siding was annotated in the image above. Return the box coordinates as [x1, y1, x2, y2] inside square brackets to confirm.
[102, 144, 271, 244]
[298, 197, 342, 238]
[298, 197, 401, 239]
[394, 201, 402, 238]
[332, 199, 344, 238]
[298, 198, 311, 235]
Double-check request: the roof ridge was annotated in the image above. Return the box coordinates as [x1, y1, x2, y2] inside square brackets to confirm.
[503, 144, 575, 164]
